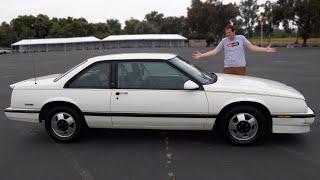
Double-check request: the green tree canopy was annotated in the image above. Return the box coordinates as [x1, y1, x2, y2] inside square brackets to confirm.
[106, 19, 121, 35]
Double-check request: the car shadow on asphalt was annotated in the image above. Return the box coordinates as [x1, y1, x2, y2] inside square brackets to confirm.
[9, 121, 310, 147]
[74, 128, 309, 147]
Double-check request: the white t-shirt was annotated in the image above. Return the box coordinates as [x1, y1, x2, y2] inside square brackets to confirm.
[216, 35, 251, 68]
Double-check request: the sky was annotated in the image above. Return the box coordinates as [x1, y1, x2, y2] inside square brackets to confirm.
[0, 0, 270, 26]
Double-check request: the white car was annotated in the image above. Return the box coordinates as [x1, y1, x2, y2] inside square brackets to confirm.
[0, 48, 11, 54]
[4, 53, 315, 144]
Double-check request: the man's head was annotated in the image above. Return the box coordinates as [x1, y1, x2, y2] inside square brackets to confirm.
[224, 25, 236, 40]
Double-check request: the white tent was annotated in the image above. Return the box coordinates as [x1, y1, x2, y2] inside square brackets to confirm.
[102, 34, 187, 41]
[12, 36, 100, 46]
[101, 34, 187, 49]
[11, 34, 188, 53]
[12, 36, 101, 53]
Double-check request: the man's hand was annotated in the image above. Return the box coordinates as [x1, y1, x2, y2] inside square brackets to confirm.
[265, 44, 277, 53]
[192, 51, 202, 60]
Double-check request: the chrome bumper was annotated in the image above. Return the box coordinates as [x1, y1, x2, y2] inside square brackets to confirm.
[4, 107, 40, 123]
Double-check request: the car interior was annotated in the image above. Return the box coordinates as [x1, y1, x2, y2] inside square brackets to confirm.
[117, 62, 188, 90]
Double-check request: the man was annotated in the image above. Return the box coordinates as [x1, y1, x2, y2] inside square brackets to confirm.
[192, 25, 276, 76]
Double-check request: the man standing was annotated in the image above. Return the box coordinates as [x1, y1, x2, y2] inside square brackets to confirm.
[192, 25, 276, 76]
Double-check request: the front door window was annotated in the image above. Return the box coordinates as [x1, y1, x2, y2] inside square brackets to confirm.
[117, 61, 189, 90]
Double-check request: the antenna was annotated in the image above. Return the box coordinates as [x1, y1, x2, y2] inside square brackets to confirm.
[29, 20, 37, 85]
[32, 50, 37, 84]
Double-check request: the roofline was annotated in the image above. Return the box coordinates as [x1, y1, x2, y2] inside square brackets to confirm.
[102, 39, 187, 42]
[11, 36, 101, 46]
[103, 34, 187, 41]
[11, 40, 101, 46]
[11, 34, 188, 46]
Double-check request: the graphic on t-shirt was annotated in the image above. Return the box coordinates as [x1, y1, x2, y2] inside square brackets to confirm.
[226, 42, 240, 48]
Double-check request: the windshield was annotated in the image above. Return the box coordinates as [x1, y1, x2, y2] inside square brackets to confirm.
[169, 57, 217, 85]
[54, 60, 88, 82]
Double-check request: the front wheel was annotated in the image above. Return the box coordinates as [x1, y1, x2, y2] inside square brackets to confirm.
[220, 106, 267, 145]
[45, 106, 84, 143]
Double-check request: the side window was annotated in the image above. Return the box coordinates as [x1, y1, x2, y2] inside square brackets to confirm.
[117, 61, 190, 89]
[68, 62, 111, 88]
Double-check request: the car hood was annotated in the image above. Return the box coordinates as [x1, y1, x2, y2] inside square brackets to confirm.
[204, 73, 305, 100]
[10, 74, 61, 89]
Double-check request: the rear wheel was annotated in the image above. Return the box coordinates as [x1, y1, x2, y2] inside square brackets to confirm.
[45, 106, 84, 143]
[219, 106, 267, 145]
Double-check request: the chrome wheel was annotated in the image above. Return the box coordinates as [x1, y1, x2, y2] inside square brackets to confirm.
[51, 112, 76, 138]
[228, 113, 258, 141]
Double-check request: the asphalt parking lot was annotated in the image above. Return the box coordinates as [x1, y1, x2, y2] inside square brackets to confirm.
[0, 47, 319, 180]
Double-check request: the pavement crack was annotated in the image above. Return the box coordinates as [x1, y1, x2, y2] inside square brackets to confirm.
[162, 131, 176, 180]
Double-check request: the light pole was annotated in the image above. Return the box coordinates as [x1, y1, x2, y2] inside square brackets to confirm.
[260, 16, 265, 46]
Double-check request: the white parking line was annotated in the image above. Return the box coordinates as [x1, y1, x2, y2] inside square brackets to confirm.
[3, 75, 16, 79]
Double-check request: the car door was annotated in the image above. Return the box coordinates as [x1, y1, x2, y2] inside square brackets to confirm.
[110, 60, 209, 130]
[62, 61, 113, 128]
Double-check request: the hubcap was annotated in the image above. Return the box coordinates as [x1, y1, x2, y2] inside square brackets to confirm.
[51, 112, 76, 138]
[228, 113, 258, 141]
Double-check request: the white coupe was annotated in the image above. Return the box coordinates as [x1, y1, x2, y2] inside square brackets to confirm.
[4, 53, 315, 144]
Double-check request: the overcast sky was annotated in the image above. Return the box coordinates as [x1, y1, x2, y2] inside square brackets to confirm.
[0, 0, 270, 25]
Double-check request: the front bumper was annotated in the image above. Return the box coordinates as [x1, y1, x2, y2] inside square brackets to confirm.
[4, 107, 40, 123]
[272, 107, 315, 133]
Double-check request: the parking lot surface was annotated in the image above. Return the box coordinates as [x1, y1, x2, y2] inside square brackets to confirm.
[0, 47, 319, 180]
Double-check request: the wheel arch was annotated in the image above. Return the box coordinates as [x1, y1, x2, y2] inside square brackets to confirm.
[39, 100, 87, 127]
[214, 101, 272, 133]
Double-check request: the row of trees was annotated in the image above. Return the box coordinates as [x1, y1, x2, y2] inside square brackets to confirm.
[0, 0, 319, 47]
[0, 12, 188, 48]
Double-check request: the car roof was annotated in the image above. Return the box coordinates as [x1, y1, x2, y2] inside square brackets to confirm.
[87, 53, 177, 62]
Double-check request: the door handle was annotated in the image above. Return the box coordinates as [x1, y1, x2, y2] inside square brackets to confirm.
[115, 92, 128, 95]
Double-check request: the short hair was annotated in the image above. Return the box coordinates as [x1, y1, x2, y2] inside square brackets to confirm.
[224, 25, 235, 32]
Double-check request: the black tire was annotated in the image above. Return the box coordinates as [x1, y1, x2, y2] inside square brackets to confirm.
[45, 106, 84, 143]
[219, 105, 267, 145]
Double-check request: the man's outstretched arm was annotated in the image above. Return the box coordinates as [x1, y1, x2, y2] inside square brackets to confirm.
[241, 35, 276, 53]
[192, 48, 221, 60]
[247, 43, 277, 53]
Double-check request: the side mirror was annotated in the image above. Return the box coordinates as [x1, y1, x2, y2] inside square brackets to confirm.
[184, 80, 199, 90]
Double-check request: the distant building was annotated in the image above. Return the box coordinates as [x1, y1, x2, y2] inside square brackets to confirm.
[11, 36, 101, 53]
[11, 34, 188, 53]
[101, 34, 187, 49]
[188, 39, 207, 47]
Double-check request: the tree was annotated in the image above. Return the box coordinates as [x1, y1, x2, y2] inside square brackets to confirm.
[0, 22, 14, 47]
[10, 15, 37, 40]
[34, 14, 50, 38]
[48, 18, 64, 38]
[273, 0, 320, 46]
[145, 11, 164, 32]
[123, 18, 141, 34]
[295, 0, 320, 46]
[88, 23, 109, 39]
[106, 19, 121, 35]
[123, 18, 157, 34]
[187, 0, 211, 39]
[240, 0, 259, 38]
[187, 0, 239, 44]
[257, 0, 274, 42]
[71, 18, 90, 37]
[272, 0, 295, 32]
[135, 21, 157, 34]
[160, 16, 188, 35]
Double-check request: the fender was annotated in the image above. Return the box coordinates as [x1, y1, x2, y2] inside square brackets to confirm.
[219, 97, 269, 113]
[41, 97, 80, 109]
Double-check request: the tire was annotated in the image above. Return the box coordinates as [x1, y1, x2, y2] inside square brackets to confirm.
[219, 105, 267, 145]
[45, 106, 84, 143]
